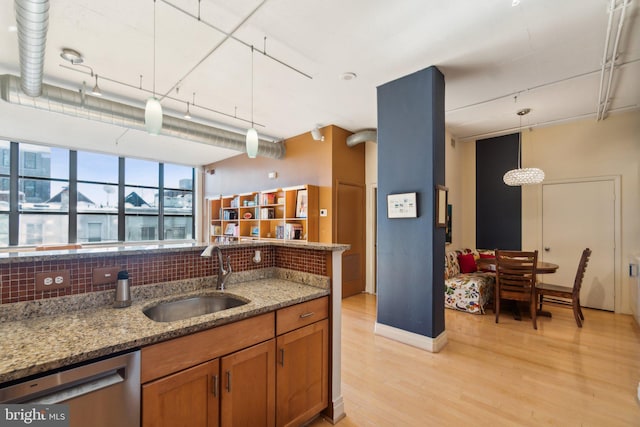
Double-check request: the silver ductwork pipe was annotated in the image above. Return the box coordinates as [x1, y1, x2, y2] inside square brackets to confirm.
[0, 74, 285, 159]
[14, 0, 49, 97]
[346, 129, 377, 147]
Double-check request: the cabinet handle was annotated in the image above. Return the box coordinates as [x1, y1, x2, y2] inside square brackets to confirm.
[226, 371, 231, 393]
[299, 311, 314, 319]
[212, 374, 218, 397]
[280, 348, 285, 367]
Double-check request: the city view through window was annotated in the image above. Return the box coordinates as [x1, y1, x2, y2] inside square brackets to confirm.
[0, 140, 194, 247]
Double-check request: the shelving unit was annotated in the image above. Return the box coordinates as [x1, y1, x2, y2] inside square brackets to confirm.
[208, 185, 318, 243]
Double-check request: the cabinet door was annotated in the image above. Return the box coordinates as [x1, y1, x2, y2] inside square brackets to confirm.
[221, 339, 276, 427]
[142, 359, 220, 427]
[276, 319, 329, 427]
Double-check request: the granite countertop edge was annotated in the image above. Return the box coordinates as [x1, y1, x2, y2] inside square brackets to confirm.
[0, 241, 350, 264]
[0, 278, 329, 384]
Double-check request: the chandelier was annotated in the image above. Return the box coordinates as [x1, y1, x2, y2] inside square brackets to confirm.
[503, 108, 544, 186]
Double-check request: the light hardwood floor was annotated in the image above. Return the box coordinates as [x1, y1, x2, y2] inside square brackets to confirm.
[310, 294, 640, 426]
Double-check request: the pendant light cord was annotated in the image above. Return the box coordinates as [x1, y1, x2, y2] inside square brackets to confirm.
[153, 0, 156, 97]
[251, 45, 254, 127]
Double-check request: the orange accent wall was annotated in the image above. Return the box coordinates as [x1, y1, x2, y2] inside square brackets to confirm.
[203, 125, 365, 244]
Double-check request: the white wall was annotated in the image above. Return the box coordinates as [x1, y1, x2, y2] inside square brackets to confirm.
[456, 110, 639, 313]
[521, 111, 640, 313]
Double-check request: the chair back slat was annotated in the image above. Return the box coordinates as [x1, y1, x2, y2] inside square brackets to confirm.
[495, 250, 538, 302]
[572, 248, 592, 297]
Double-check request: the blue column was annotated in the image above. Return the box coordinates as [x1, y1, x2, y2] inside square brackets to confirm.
[376, 66, 445, 339]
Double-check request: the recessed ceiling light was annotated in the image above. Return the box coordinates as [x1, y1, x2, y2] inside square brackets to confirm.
[7, 25, 17, 32]
[60, 48, 83, 64]
[512, 0, 521, 6]
[339, 72, 357, 81]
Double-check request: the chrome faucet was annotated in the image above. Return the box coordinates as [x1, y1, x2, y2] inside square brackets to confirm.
[201, 245, 232, 291]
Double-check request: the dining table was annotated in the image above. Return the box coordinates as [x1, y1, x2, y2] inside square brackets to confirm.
[476, 257, 560, 320]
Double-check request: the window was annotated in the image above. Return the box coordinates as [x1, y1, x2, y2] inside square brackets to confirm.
[1, 141, 195, 247]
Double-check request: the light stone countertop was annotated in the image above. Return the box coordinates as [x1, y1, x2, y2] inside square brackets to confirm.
[0, 277, 329, 384]
[0, 241, 350, 264]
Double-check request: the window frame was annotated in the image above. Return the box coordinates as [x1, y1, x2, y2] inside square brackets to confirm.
[1, 140, 196, 247]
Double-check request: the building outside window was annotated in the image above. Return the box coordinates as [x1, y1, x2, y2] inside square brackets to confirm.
[0, 139, 195, 247]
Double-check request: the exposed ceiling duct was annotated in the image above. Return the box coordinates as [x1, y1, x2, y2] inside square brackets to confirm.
[0, 74, 286, 159]
[14, 0, 49, 97]
[346, 129, 377, 147]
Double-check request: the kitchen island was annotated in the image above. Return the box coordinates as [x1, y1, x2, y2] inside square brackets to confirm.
[0, 241, 348, 424]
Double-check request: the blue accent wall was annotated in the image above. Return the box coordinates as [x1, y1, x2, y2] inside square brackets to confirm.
[376, 66, 445, 338]
[476, 134, 522, 250]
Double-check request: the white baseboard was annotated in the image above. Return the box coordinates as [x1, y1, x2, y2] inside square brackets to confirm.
[374, 322, 448, 353]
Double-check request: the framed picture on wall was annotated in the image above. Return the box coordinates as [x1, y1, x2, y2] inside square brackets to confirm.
[387, 192, 417, 218]
[435, 185, 448, 227]
[445, 204, 453, 244]
[295, 189, 308, 218]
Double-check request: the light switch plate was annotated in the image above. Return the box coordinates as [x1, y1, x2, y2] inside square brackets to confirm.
[320, 209, 328, 217]
[93, 266, 120, 285]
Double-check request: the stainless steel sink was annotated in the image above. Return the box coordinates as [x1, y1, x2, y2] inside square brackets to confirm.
[143, 294, 248, 322]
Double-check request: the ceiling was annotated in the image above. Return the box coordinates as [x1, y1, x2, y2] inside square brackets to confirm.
[0, 0, 638, 166]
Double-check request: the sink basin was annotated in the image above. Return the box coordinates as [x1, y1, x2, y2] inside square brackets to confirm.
[143, 294, 248, 322]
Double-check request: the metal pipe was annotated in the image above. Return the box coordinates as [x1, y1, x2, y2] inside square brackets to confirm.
[599, 0, 630, 120]
[346, 130, 377, 147]
[14, 0, 49, 97]
[596, 0, 616, 120]
[0, 74, 285, 159]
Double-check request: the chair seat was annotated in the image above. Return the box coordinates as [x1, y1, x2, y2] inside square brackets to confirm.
[536, 282, 572, 296]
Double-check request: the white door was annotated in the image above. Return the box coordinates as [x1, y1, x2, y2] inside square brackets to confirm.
[541, 179, 615, 311]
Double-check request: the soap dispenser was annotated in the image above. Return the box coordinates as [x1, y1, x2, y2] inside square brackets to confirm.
[114, 270, 131, 308]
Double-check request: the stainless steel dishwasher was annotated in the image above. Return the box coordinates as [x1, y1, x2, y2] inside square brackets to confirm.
[0, 350, 140, 427]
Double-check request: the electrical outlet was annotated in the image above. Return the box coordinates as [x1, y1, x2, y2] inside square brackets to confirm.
[35, 270, 70, 292]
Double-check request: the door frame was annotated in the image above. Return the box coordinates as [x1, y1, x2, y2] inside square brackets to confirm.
[365, 184, 377, 294]
[536, 175, 621, 312]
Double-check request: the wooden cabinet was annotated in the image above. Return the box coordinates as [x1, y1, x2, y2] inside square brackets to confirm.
[142, 359, 219, 427]
[141, 314, 274, 427]
[276, 297, 329, 427]
[141, 298, 329, 427]
[220, 339, 276, 427]
[208, 185, 318, 243]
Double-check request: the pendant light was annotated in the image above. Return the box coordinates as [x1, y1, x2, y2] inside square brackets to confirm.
[246, 46, 259, 158]
[145, 0, 163, 135]
[503, 108, 545, 186]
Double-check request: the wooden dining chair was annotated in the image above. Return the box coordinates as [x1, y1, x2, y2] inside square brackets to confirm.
[535, 248, 591, 327]
[495, 250, 538, 329]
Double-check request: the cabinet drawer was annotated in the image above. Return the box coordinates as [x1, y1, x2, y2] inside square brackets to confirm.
[276, 296, 328, 335]
[141, 312, 274, 383]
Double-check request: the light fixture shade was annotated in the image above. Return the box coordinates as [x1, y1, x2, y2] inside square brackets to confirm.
[246, 127, 259, 158]
[503, 168, 545, 186]
[145, 97, 163, 135]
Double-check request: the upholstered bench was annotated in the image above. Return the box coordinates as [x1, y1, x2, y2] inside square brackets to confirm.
[444, 249, 495, 314]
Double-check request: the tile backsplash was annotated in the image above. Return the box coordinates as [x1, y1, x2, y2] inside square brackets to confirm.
[0, 245, 329, 304]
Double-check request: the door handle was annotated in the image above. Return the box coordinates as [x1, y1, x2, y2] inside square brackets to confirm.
[226, 371, 231, 393]
[212, 374, 218, 397]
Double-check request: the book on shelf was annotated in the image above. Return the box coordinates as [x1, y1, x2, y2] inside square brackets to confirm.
[260, 207, 275, 219]
[262, 193, 275, 205]
[285, 223, 303, 240]
[276, 225, 285, 239]
[210, 225, 222, 235]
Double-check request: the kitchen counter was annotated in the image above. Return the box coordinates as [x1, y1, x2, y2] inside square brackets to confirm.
[0, 277, 329, 384]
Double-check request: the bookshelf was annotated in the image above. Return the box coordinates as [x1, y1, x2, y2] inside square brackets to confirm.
[208, 185, 318, 243]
